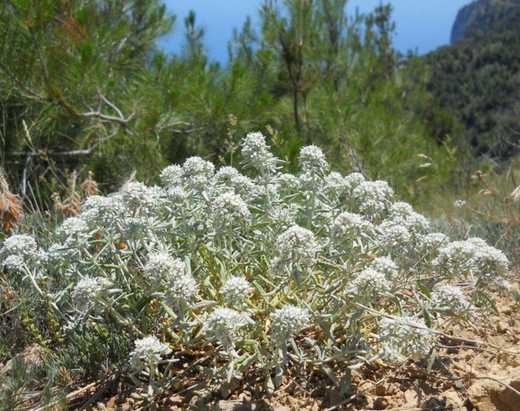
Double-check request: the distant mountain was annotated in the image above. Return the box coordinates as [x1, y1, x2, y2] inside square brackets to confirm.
[426, 0, 520, 161]
[451, 0, 520, 44]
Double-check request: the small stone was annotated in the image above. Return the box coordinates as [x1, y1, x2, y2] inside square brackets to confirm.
[443, 389, 464, 408]
[373, 397, 389, 410]
[375, 384, 386, 396]
[496, 321, 508, 334]
[403, 389, 419, 406]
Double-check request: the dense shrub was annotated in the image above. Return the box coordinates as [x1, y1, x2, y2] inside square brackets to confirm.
[0, 133, 510, 405]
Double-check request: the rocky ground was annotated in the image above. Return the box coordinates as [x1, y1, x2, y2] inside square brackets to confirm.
[4, 285, 519, 411]
[77, 283, 519, 411]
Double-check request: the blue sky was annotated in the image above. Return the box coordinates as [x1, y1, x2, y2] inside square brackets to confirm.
[159, 0, 473, 62]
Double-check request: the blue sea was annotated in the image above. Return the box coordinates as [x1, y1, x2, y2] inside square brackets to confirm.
[158, 0, 473, 63]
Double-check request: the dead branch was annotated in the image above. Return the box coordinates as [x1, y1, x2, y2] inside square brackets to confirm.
[80, 92, 135, 125]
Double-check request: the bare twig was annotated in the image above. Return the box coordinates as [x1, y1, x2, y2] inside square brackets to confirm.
[81, 93, 135, 125]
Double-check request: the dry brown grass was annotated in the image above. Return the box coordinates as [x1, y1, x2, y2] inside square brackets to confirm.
[0, 167, 24, 234]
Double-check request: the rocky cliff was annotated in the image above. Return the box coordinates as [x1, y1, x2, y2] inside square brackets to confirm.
[451, 0, 520, 44]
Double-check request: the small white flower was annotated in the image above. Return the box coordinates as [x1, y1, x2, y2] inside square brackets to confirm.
[433, 238, 509, 279]
[430, 284, 471, 314]
[348, 268, 392, 296]
[266, 204, 299, 229]
[389, 202, 415, 218]
[144, 251, 197, 302]
[160, 165, 184, 187]
[274, 225, 319, 268]
[221, 276, 253, 307]
[378, 316, 436, 363]
[182, 156, 215, 190]
[0, 234, 41, 270]
[169, 274, 198, 303]
[377, 220, 412, 251]
[453, 200, 466, 209]
[270, 304, 309, 340]
[144, 251, 186, 282]
[332, 212, 374, 240]
[59, 216, 90, 244]
[421, 233, 450, 250]
[323, 172, 348, 198]
[214, 166, 240, 185]
[343, 172, 366, 194]
[129, 335, 172, 375]
[369, 256, 399, 280]
[166, 186, 189, 203]
[352, 181, 394, 218]
[203, 307, 253, 351]
[3, 255, 25, 270]
[212, 192, 251, 229]
[298, 145, 328, 175]
[72, 276, 113, 313]
[240, 132, 277, 174]
[81, 195, 124, 229]
[276, 173, 301, 195]
[120, 182, 163, 210]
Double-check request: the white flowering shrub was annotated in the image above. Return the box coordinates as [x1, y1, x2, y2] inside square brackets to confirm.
[129, 335, 172, 376]
[430, 284, 472, 315]
[0, 131, 511, 398]
[270, 305, 310, 343]
[272, 225, 319, 276]
[71, 276, 115, 314]
[220, 276, 252, 308]
[202, 307, 253, 353]
[0, 234, 42, 271]
[378, 316, 437, 363]
[433, 237, 509, 281]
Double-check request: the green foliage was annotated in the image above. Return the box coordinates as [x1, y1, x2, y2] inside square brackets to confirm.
[428, 3, 520, 162]
[0, 0, 460, 206]
[0, 0, 175, 194]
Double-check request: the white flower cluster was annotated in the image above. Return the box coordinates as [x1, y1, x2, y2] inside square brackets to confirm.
[273, 225, 319, 270]
[270, 305, 310, 341]
[241, 132, 277, 174]
[212, 192, 251, 229]
[421, 232, 450, 250]
[160, 164, 184, 187]
[299, 145, 328, 175]
[276, 173, 301, 196]
[343, 172, 366, 194]
[453, 200, 466, 209]
[378, 316, 437, 363]
[220, 276, 252, 307]
[129, 335, 172, 375]
[120, 181, 163, 211]
[0, 234, 41, 271]
[72, 276, 114, 313]
[433, 238, 509, 280]
[376, 219, 412, 251]
[389, 202, 430, 235]
[59, 216, 91, 245]
[352, 180, 394, 219]
[348, 268, 391, 297]
[430, 284, 471, 314]
[81, 195, 124, 230]
[369, 256, 399, 280]
[182, 156, 215, 190]
[144, 251, 197, 303]
[214, 166, 259, 201]
[332, 212, 375, 241]
[203, 307, 253, 351]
